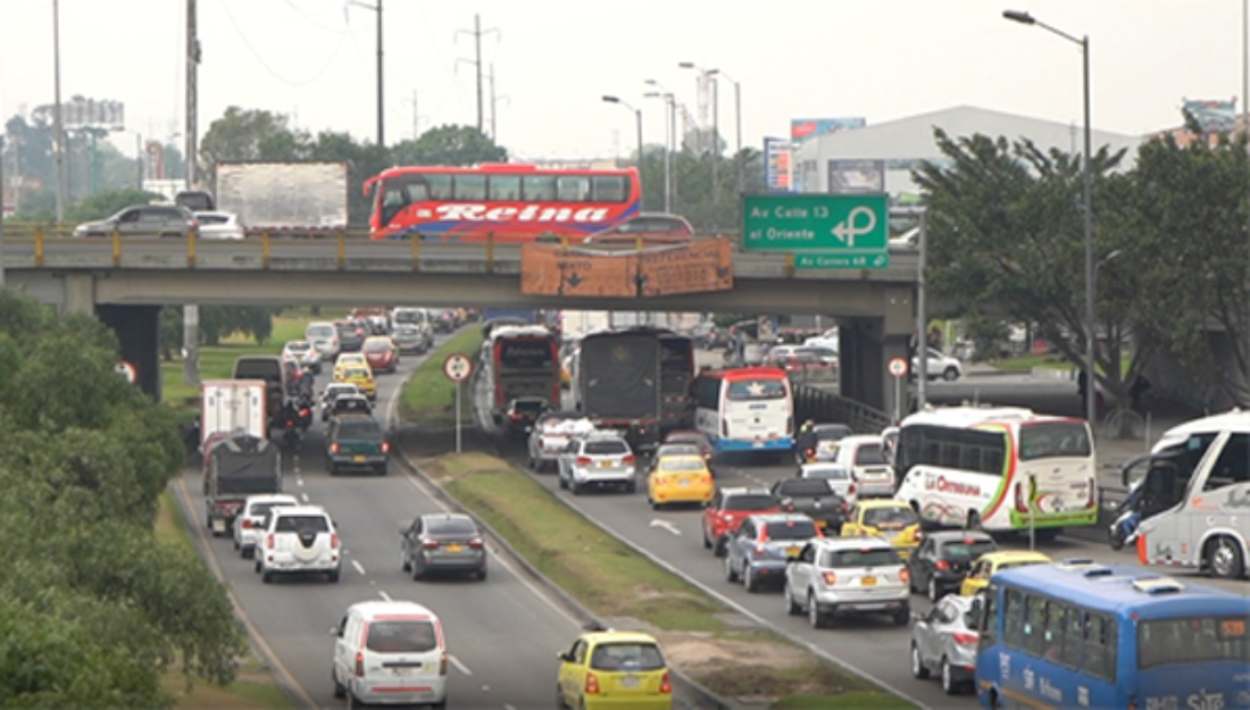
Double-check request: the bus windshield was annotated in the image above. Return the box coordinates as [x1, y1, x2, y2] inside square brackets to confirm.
[498, 340, 553, 370]
[1138, 616, 1250, 668]
[1019, 421, 1092, 461]
[727, 379, 787, 401]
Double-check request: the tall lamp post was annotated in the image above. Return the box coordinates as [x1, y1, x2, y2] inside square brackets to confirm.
[1003, 9, 1096, 426]
[643, 84, 675, 212]
[678, 62, 725, 204]
[349, 0, 385, 145]
[601, 95, 643, 175]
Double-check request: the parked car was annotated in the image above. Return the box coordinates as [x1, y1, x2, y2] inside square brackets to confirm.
[702, 487, 780, 557]
[557, 432, 636, 494]
[256, 505, 340, 583]
[646, 454, 714, 509]
[232, 494, 299, 558]
[556, 628, 673, 710]
[305, 320, 341, 360]
[400, 512, 487, 580]
[909, 594, 980, 695]
[826, 434, 895, 497]
[326, 414, 389, 475]
[331, 600, 449, 707]
[194, 210, 245, 240]
[906, 530, 997, 602]
[335, 320, 366, 352]
[783, 537, 911, 628]
[391, 323, 429, 354]
[281, 339, 321, 373]
[841, 500, 923, 560]
[362, 335, 399, 374]
[319, 383, 362, 421]
[911, 347, 963, 381]
[725, 513, 822, 592]
[73, 204, 198, 238]
[797, 463, 858, 508]
[770, 478, 849, 532]
[526, 412, 594, 472]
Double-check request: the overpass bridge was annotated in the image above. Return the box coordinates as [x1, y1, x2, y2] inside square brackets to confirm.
[2, 233, 919, 415]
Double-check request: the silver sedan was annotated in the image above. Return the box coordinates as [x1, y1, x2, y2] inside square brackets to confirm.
[909, 594, 979, 695]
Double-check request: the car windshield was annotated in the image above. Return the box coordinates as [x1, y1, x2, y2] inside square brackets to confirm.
[366, 621, 438, 653]
[854, 443, 887, 465]
[657, 444, 700, 458]
[338, 418, 381, 438]
[198, 213, 229, 225]
[274, 515, 329, 533]
[727, 379, 787, 401]
[1138, 616, 1250, 668]
[804, 466, 850, 480]
[724, 494, 777, 511]
[287, 341, 310, 351]
[939, 539, 997, 560]
[589, 643, 665, 671]
[584, 440, 628, 455]
[307, 325, 334, 338]
[777, 480, 833, 497]
[344, 368, 371, 379]
[764, 519, 818, 540]
[1018, 421, 1092, 461]
[363, 340, 391, 352]
[828, 548, 901, 567]
[862, 506, 918, 528]
[659, 458, 705, 472]
[248, 500, 294, 515]
[426, 518, 478, 536]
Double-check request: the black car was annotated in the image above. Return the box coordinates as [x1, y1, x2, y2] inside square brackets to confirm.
[335, 320, 365, 352]
[906, 530, 997, 601]
[770, 478, 848, 532]
[326, 414, 389, 476]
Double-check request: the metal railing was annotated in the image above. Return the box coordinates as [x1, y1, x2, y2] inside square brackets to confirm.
[793, 383, 892, 434]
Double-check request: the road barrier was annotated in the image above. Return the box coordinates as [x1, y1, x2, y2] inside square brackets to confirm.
[794, 383, 891, 434]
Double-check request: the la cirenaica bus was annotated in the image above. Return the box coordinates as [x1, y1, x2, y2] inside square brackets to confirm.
[364, 164, 640, 241]
[692, 367, 794, 454]
[893, 407, 1096, 534]
[477, 325, 560, 427]
[973, 562, 1250, 710]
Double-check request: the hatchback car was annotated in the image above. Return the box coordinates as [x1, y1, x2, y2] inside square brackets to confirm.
[362, 336, 399, 374]
[391, 323, 429, 354]
[232, 493, 299, 559]
[400, 513, 487, 581]
[910, 594, 979, 695]
[326, 392, 372, 420]
[326, 414, 389, 475]
[256, 505, 340, 583]
[771, 478, 849, 532]
[305, 321, 341, 360]
[907, 530, 998, 601]
[841, 500, 923, 559]
[646, 455, 714, 509]
[335, 320, 366, 352]
[912, 347, 963, 381]
[194, 210, 245, 240]
[827, 435, 895, 497]
[320, 383, 362, 421]
[73, 204, 198, 238]
[702, 487, 779, 557]
[526, 413, 594, 472]
[958, 550, 1051, 597]
[725, 514, 822, 592]
[281, 340, 321, 373]
[331, 600, 448, 707]
[784, 537, 911, 628]
[556, 628, 672, 710]
[797, 463, 858, 508]
[557, 433, 636, 494]
[333, 352, 370, 380]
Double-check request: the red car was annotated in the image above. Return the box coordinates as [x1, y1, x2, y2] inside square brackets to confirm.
[702, 486, 780, 557]
[362, 336, 399, 374]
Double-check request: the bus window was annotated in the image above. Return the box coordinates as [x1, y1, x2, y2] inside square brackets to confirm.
[1138, 616, 1250, 668]
[1004, 588, 1027, 647]
[726, 379, 786, 400]
[556, 176, 591, 202]
[1062, 602, 1085, 666]
[591, 176, 627, 202]
[424, 174, 451, 200]
[523, 175, 556, 200]
[489, 175, 521, 200]
[453, 175, 487, 200]
[1024, 594, 1047, 656]
[1019, 421, 1092, 460]
[1084, 612, 1116, 681]
[1204, 433, 1250, 492]
[1042, 600, 1068, 664]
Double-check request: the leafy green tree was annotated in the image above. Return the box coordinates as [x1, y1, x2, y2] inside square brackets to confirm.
[390, 124, 506, 167]
[199, 106, 310, 181]
[65, 188, 164, 222]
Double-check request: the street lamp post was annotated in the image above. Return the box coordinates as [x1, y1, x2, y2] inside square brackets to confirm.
[644, 82, 675, 212]
[1003, 9, 1096, 427]
[679, 62, 722, 205]
[601, 96, 643, 177]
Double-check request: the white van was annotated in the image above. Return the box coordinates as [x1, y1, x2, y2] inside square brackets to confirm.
[828, 434, 896, 497]
[1134, 410, 1250, 579]
[331, 600, 448, 707]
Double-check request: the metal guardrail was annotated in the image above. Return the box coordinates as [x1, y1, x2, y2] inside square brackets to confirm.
[793, 384, 892, 434]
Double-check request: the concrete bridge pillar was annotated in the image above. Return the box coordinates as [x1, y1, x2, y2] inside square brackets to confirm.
[96, 304, 162, 401]
[62, 273, 95, 316]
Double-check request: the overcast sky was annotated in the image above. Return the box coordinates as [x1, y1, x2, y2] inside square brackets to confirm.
[0, 0, 1244, 161]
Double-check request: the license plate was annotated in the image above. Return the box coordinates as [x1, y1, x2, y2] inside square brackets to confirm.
[212, 519, 226, 533]
[861, 576, 877, 586]
[353, 455, 366, 463]
[786, 546, 800, 557]
[620, 675, 639, 688]
[599, 460, 613, 468]
[445, 544, 463, 553]
[679, 479, 690, 486]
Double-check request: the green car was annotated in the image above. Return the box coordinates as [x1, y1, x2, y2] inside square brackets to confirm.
[326, 414, 389, 476]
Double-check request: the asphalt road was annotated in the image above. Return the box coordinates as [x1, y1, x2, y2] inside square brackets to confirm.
[174, 338, 592, 710]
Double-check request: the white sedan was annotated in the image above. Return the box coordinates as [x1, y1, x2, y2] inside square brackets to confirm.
[194, 211, 245, 240]
[912, 348, 963, 381]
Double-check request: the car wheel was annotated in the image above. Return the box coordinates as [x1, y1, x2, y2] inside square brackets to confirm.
[928, 576, 943, 603]
[332, 666, 347, 698]
[807, 592, 824, 629]
[1207, 536, 1246, 579]
[725, 555, 739, 583]
[943, 367, 959, 382]
[571, 481, 584, 495]
[402, 552, 411, 573]
[233, 537, 240, 551]
[941, 657, 958, 694]
[558, 473, 568, 490]
[375, 463, 388, 476]
[476, 565, 487, 581]
[328, 463, 338, 477]
[743, 565, 758, 592]
[412, 561, 423, 581]
[327, 570, 339, 583]
[242, 546, 254, 560]
[713, 536, 727, 558]
[624, 481, 636, 494]
[910, 643, 930, 679]
[254, 559, 262, 574]
[785, 584, 802, 616]
[261, 569, 274, 584]
[702, 526, 712, 550]
[894, 606, 910, 626]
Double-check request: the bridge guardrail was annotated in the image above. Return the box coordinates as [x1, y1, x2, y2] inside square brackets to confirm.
[793, 383, 892, 434]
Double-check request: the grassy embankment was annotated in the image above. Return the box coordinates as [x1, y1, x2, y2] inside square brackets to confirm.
[397, 327, 482, 428]
[402, 337, 910, 708]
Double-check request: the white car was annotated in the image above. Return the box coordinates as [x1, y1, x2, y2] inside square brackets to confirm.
[232, 494, 299, 558]
[281, 340, 321, 373]
[256, 505, 341, 583]
[194, 210, 245, 240]
[557, 432, 637, 494]
[784, 537, 911, 628]
[912, 347, 963, 381]
[305, 321, 341, 360]
[526, 413, 595, 472]
[332, 600, 448, 707]
[320, 383, 363, 421]
[828, 434, 896, 497]
[803, 336, 840, 352]
[798, 463, 858, 508]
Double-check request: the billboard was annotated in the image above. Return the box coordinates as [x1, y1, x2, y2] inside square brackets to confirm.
[215, 162, 349, 228]
[763, 137, 793, 191]
[33, 96, 125, 131]
[1183, 98, 1237, 133]
[790, 117, 866, 142]
[827, 159, 885, 193]
[520, 240, 733, 298]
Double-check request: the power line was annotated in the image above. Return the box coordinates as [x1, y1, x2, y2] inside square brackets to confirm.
[278, 0, 349, 34]
[217, 0, 353, 88]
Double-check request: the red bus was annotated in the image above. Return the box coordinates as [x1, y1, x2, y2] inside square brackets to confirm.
[479, 324, 561, 431]
[364, 164, 641, 242]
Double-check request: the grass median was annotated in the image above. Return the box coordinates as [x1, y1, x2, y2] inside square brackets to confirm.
[398, 327, 483, 427]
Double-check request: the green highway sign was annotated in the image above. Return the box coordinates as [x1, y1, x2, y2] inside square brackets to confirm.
[742, 193, 890, 269]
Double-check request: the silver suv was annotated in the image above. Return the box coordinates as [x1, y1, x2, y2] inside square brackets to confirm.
[783, 537, 910, 628]
[73, 204, 198, 238]
[557, 432, 636, 494]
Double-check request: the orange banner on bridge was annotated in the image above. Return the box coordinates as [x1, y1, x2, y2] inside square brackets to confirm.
[520, 239, 734, 298]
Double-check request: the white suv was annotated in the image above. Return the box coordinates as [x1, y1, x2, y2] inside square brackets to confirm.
[332, 600, 448, 707]
[828, 435, 896, 497]
[912, 347, 962, 381]
[256, 505, 341, 583]
[556, 432, 637, 494]
[305, 321, 341, 361]
[784, 537, 910, 628]
[233, 494, 299, 559]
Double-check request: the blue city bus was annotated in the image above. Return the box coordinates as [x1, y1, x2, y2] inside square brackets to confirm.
[973, 562, 1250, 709]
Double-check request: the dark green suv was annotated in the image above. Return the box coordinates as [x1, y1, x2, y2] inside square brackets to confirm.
[326, 414, 389, 476]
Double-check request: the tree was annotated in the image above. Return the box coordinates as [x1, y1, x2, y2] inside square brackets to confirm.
[199, 106, 310, 181]
[66, 188, 164, 222]
[390, 124, 506, 167]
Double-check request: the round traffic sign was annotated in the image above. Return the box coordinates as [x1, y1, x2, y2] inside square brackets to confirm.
[443, 353, 474, 383]
[114, 360, 137, 384]
[888, 357, 908, 378]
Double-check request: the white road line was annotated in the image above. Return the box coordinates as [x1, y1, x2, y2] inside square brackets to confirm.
[300, 492, 310, 503]
[351, 559, 366, 575]
[296, 477, 304, 487]
[504, 704, 517, 710]
[378, 590, 392, 601]
[648, 519, 682, 536]
[449, 654, 472, 676]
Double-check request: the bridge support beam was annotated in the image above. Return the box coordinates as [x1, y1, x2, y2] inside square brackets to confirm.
[838, 318, 913, 422]
[96, 304, 162, 401]
[62, 273, 95, 316]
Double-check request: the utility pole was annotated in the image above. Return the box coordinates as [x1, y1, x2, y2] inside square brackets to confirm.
[184, 0, 201, 387]
[455, 15, 497, 134]
[412, 90, 418, 139]
[489, 63, 496, 140]
[136, 133, 143, 189]
[710, 76, 719, 206]
[52, 0, 66, 224]
[1, 135, 6, 288]
[375, 0, 383, 146]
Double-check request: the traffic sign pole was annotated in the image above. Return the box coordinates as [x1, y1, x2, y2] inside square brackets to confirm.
[442, 353, 473, 455]
[455, 380, 462, 454]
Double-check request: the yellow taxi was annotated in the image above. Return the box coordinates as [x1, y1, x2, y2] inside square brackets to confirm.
[959, 550, 1052, 597]
[646, 455, 714, 509]
[840, 500, 923, 559]
[557, 628, 672, 710]
[335, 365, 377, 401]
[333, 352, 370, 380]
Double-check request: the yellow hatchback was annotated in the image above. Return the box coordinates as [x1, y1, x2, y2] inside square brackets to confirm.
[335, 366, 377, 401]
[333, 352, 369, 381]
[840, 500, 923, 559]
[959, 550, 1052, 597]
[647, 455, 714, 509]
[557, 629, 672, 710]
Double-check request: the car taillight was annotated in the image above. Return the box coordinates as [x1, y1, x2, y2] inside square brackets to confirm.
[355, 651, 365, 677]
[241, 519, 254, 529]
[1014, 483, 1029, 513]
[1137, 532, 1148, 565]
[622, 454, 636, 465]
[821, 571, 837, 586]
[422, 538, 440, 550]
[584, 672, 600, 695]
[899, 568, 911, 585]
[299, 407, 310, 417]
[330, 442, 341, 454]
[953, 632, 979, 647]
[848, 483, 856, 495]
[659, 672, 672, 694]
[720, 512, 734, 522]
[575, 456, 592, 467]
[439, 653, 448, 676]
[330, 533, 340, 549]
[805, 448, 814, 460]
[935, 559, 951, 571]
[381, 441, 390, 454]
[468, 537, 484, 549]
[265, 533, 275, 549]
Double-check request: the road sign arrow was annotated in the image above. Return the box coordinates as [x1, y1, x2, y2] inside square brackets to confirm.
[829, 205, 878, 248]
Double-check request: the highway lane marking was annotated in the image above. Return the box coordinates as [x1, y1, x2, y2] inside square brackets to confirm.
[504, 704, 517, 710]
[448, 654, 473, 676]
[351, 559, 367, 575]
[300, 492, 310, 503]
[649, 519, 682, 536]
[378, 590, 392, 601]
